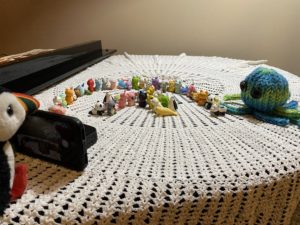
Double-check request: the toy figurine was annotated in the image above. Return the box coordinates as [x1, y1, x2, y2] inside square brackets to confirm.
[89, 101, 106, 116]
[49, 105, 66, 115]
[145, 78, 153, 90]
[146, 85, 155, 108]
[87, 79, 95, 92]
[118, 79, 127, 89]
[167, 80, 176, 93]
[60, 94, 68, 107]
[127, 91, 136, 106]
[102, 78, 111, 90]
[210, 95, 227, 116]
[118, 91, 127, 109]
[168, 96, 178, 112]
[218, 106, 227, 116]
[198, 90, 209, 106]
[0, 88, 39, 214]
[113, 94, 120, 102]
[187, 84, 197, 98]
[65, 88, 75, 105]
[147, 95, 154, 109]
[154, 106, 178, 117]
[151, 97, 163, 110]
[158, 94, 169, 107]
[110, 80, 117, 90]
[180, 85, 188, 95]
[139, 78, 146, 89]
[95, 79, 103, 91]
[161, 81, 168, 93]
[175, 80, 182, 94]
[53, 96, 62, 105]
[152, 77, 160, 90]
[210, 104, 219, 116]
[222, 67, 300, 127]
[103, 93, 116, 116]
[132, 76, 140, 90]
[213, 94, 220, 106]
[138, 90, 147, 108]
[85, 89, 92, 95]
[191, 92, 199, 101]
[205, 94, 214, 110]
[75, 83, 85, 97]
[127, 80, 132, 90]
[147, 85, 155, 96]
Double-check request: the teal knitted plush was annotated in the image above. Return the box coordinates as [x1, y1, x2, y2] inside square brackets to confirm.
[241, 67, 290, 112]
[222, 67, 300, 127]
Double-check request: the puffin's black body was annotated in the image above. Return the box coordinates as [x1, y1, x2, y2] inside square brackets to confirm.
[0, 142, 10, 215]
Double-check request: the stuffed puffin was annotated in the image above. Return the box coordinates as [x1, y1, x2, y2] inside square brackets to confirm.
[0, 87, 39, 215]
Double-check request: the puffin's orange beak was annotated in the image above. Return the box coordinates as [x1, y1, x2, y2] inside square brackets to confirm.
[13, 92, 40, 114]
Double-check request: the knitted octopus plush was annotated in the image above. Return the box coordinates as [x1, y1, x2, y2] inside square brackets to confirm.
[223, 67, 300, 127]
[0, 87, 39, 215]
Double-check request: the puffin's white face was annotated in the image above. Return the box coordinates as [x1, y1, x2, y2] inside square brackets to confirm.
[0, 92, 26, 141]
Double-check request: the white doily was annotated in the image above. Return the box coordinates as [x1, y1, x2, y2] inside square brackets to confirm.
[2, 54, 300, 225]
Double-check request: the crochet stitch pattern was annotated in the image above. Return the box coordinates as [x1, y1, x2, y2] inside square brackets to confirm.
[2, 54, 300, 225]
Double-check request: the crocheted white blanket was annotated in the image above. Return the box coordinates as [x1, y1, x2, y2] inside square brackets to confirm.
[2, 54, 300, 225]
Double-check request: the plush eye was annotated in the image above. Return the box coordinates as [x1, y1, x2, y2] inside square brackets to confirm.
[250, 87, 262, 99]
[240, 81, 247, 92]
[7, 104, 13, 116]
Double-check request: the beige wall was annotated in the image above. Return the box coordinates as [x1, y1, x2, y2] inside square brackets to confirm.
[1, 0, 299, 75]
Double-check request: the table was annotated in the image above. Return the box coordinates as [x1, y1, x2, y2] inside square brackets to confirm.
[2, 54, 300, 225]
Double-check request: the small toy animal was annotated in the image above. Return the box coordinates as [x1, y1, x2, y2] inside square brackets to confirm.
[223, 67, 300, 126]
[127, 80, 132, 90]
[151, 97, 163, 110]
[197, 90, 209, 106]
[175, 80, 182, 94]
[154, 106, 177, 117]
[187, 84, 197, 98]
[103, 93, 116, 116]
[146, 86, 156, 108]
[147, 85, 155, 96]
[191, 92, 199, 101]
[139, 78, 146, 89]
[210, 95, 227, 116]
[85, 89, 92, 95]
[53, 96, 62, 105]
[152, 77, 160, 90]
[74, 83, 85, 97]
[0, 88, 39, 215]
[168, 95, 178, 112]
[95, 79, 102, 91]
[167, 80, 176, 93]
[161, 81, 168, 93]
[102, 78, 111, 90]
[158, 94, 169, 107]
[205, 94, 215, 110]
[138, 90, 147, 108]
[118, 91, 127, 109]
[180, 85, 188, 95]
[118, 79, 127, 89]
[89, 101, 106, 116]
[65, 88, 75, 105]
[48, 105, 66, 115]
[87, 79, 95, 92]
[110, 80, 117, 90]
[132, 76, 140, 90]
[127, 91, 136, 106]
